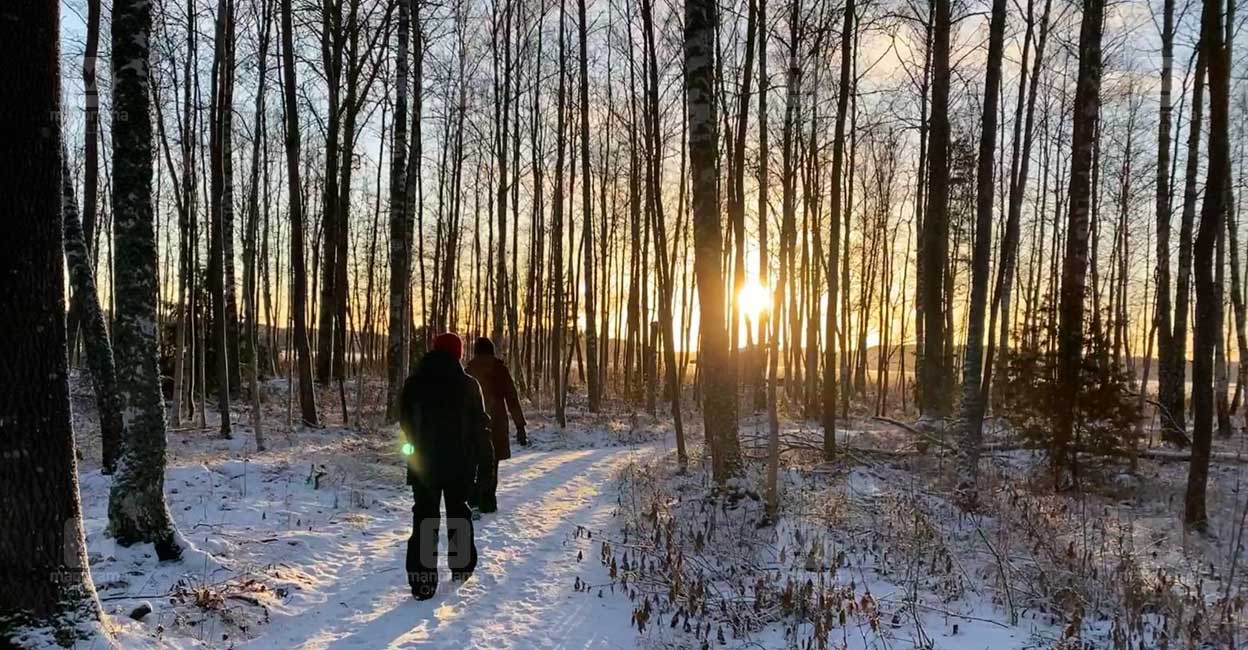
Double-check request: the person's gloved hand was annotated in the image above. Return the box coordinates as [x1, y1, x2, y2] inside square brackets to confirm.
[516, 426, 528, 447]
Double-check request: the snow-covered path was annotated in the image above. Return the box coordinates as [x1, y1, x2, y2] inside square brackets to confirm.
[249, 444, 646, 650]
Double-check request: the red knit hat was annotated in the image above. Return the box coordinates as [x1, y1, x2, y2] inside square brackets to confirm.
[432, 332, 463, 360]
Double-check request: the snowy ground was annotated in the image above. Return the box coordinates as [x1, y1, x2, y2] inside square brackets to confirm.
[60, 375, 1248, 648]
[69, 377, 663, 649]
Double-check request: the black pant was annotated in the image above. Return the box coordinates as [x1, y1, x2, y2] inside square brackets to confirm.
[474, 458, 499, 512]
[406, 481, 478, 592]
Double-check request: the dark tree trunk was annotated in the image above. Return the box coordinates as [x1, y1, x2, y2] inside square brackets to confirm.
[552, 0, 568, 427]
[0, 5, 108, 635]
[62, 157, 125, 474]
[1184, 0, 1232, 531]
[756, 0, 770, 413]
[984, 0, 1052, 403]
[280, 0, 320, 426]
[316, 0, 347, 385]
[68, 0, 104, 355]
[1170, 53, 1206, 442]
[243, 0, 274, 450]
[920, 0, 952, 423]
[823, 0, 853, 460]
[208, 0, 234, 437]
[578, 0, 601, 411]
[1153, 0, 1178, 438]
[954, 0, 1008, 501]
[1053, 0, 1105, 488]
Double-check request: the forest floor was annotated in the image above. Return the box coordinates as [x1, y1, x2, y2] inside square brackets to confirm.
[64, 374, 1248, 649]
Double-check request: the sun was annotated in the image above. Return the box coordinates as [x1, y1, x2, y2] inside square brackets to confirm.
[737, 281, 770, 320]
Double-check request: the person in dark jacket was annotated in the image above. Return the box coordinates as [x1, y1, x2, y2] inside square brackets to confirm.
[465, 336, 527, 513]
[398, 332, 492, 600]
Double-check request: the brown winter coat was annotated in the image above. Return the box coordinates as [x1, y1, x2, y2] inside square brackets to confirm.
[465, 354, 526, 461]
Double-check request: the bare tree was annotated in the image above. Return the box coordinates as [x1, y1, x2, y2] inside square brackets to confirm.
[822, 0, 853, 460]
[578, 0, 601, 411]
[1053, 0, 1105, 487]
[280, 0, 321, 426]
[63, 156, 125, 473]
[953, 0, 1008, 502]
[919, 0, 952, 426]
[1184, 0, 1232, 530]
[243, 0, 275, 449]
[1154, 0, 1179, 440]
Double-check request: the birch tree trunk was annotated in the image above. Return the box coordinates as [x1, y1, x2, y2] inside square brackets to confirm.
[108, 0, 184, 559]
[387, 0, 413, 422]
[686, 0, 739, 483]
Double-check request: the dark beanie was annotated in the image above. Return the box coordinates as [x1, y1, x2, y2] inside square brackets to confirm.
[432, 332, 463, 360]
[474, 337, 495, 356]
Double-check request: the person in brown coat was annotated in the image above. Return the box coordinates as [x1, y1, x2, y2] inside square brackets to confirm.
[465, 336, 527, 513]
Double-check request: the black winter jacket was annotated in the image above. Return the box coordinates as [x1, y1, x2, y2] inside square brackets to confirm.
[398, 349, 492, 488]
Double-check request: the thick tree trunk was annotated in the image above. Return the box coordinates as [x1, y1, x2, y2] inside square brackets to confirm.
[108, 0, 184, 560]
[0, 7, 109, 636]
[1054, 0, 1105, 488]
[280, 0, 320, 426]
[919, 0, 952, 424]
[387, 0, 413, 423]
[686, 0, 739, 483]
[221, 1, 242, 397]
[316, 0, 346, 385]
[1185, 0, 1231, 530]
